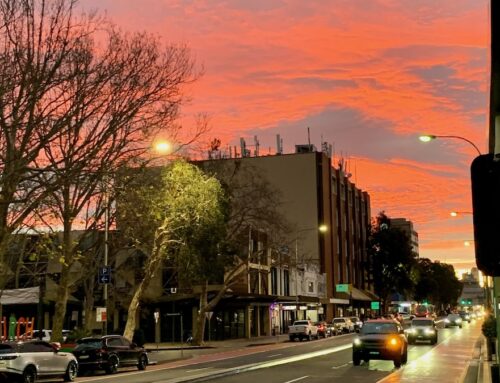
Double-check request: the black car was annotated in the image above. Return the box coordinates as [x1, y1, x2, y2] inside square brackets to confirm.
[314, 321, 332, 338]
[72, 335, 148, 375]
[406, 318, 438, 345]
[352, 319, 408, 368]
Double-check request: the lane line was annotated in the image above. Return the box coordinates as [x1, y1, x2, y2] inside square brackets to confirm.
[267, 354, 283, 358]
[185, 367, 213, 372]
[284, 376, 309, 383]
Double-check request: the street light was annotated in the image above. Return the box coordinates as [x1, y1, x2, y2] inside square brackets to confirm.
[418, 134, 482, 156]
[464, 240, 475, 247]
[294, 225, 328, 320]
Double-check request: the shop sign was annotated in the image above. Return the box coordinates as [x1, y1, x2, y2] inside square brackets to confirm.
[282, 305, 296, 310]
[299, 306, 308, 310]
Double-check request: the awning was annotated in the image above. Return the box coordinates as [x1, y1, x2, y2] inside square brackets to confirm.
[0, 287, 40, 305]
[350, 287, 372, 301]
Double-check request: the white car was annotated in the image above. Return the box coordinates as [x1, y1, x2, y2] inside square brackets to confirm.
[0, 340, 78, 382]
[23, 329, 70, 342]
[332, 317, 354, 333]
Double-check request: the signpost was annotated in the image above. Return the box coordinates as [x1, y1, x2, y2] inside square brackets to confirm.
[98, 266, 111, 284]
[205, 312, 213, 342]
[166, 313, 183, 356]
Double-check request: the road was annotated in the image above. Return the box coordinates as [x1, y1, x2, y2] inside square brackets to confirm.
[63, 319, 480, 383]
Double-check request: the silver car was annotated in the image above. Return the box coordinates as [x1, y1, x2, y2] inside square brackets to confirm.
[0, 340, 78, 382]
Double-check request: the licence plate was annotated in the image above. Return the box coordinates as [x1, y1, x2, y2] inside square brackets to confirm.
[369, 351, 379, 355]
[79, 355, 89, 359]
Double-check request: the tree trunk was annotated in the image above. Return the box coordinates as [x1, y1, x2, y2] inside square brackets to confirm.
[123, 282, 142, 340]
[192, 283, 208, 346]
[51, 268, 70, 342]
[83, 289, 95, 333]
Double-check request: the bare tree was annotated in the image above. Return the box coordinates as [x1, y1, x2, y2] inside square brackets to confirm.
[0, 0, 202, 341]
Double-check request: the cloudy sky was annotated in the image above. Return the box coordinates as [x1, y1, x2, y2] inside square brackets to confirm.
[84, 0, 490, 274]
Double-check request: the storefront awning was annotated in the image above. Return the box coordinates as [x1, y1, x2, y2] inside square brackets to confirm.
[350, 287, 372, 301]
[0, 287, 40, 305]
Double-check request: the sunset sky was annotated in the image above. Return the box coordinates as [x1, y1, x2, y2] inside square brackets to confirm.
[84, 0, 491, 274]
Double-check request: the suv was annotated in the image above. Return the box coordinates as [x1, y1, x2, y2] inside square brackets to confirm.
[407, 318, 438, 345]
[0, 340, 78, 382]
[444, 314, 463, 328]
[72, 335, 148, 374]
[332, 317, 354, 334]
[352, 319, 408, 368]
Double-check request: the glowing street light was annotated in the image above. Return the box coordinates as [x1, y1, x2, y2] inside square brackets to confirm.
[418, 134, 482, 156]
[464, 240, 474, 247]
[153, 140, 172, 154]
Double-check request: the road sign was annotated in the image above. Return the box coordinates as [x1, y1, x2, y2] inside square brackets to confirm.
[96, 307, 107, 322]
[336, 284, 350, 293]
[98, 266, 111, 284]
[371, 301, 380, 310]
[205, 311, 213, 320]
[154, 311, 160, 324]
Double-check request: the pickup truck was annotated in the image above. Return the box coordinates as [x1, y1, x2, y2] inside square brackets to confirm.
[288, 320, 319, 341]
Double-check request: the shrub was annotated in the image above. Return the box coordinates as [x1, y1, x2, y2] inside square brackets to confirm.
[482, 315, 497, 339]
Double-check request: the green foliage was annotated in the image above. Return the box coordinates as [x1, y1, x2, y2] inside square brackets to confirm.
[368, 212, 417, 305]
[65, 327, 92, 344]
[482, 315, 497, 339]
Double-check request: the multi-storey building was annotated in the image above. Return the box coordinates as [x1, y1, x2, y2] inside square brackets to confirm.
[388, 218, 419, 256]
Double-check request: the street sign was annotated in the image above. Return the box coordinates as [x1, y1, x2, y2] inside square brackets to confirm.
[96, 307, 107, 322]
[98, 266, 111, 284]
[166, 313, 181, 317]
[205, 311, 213, 320]
[154, 311, 160, 324]
[371, 301, 380, 310]
[336, 284, 350, 293]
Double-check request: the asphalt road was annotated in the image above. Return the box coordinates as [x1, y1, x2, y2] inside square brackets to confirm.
[61, 319, 477, 383]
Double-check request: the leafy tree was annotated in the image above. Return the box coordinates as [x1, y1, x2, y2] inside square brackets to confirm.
[368, 212, 417, 313]
[120, 160, 226, 340]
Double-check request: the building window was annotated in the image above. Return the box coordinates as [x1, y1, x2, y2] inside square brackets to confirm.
[284, 269, 290, 296]
[271, 267, 278, 295]
[308, 281, 314, 293]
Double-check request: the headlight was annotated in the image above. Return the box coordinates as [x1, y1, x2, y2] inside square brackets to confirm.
[353, 338, 362, 346]
[387, 337, 399, 347]
[407, 328, 416, 334]
[425, 329, 435, 335]
[445, 318, 450, 323]
[456, 318, 462, 323]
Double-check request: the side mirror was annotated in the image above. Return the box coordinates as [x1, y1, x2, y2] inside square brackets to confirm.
[51, 342, 61, 352]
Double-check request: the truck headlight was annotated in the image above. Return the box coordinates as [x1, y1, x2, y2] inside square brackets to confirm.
[353, 338, 362, 346]
[425, 329, 435, 335]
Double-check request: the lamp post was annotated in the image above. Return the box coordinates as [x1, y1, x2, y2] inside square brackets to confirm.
[294, 225, 327, 321]
[419, 134, 482, 156]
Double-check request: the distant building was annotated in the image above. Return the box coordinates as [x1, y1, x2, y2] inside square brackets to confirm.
[388, 218, 419, 256]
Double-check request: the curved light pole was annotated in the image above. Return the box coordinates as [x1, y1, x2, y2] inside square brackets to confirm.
[419, 134, 482, 156]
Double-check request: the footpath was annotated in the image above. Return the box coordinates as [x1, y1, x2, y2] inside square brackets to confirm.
[143, 321, 488, 383]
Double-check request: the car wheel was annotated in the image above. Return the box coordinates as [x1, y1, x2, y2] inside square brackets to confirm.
[402, 349, 408, 364]
[353, 353, 361, 366]
[105, 355, 119, 374]
[138, 354, 148, 371]
[394, 355, 402, 368]
[289, 336, 295, 342]
[307, 332, 312, 341]
[22, 366, 37, 383]
[64, 361, 78, 382]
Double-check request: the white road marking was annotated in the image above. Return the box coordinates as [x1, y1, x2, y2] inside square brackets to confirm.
[267, 354, 283, 358]
[284, 376, 309, 383]
[331, 362, 351, 369]
[185, 367, 213, 372]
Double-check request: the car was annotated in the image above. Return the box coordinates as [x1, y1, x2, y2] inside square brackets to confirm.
[401, 313, 415, 321]
[350, 317, 363, 332]
[352, 319, 408, 368]
[444, 314, 463, 328]
[72, 335, 148, 375]
[314, 321, 332, 338]
[458, 311, 471, 323]
[332, 317, 354, 334]
[0, 340, 78, 382]
[23, 329, 71, 342]
[406, 318, 438, 345]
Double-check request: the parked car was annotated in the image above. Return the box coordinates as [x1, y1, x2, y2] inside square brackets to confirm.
[458, 311, 471, 323]
[332, 317, 354, 334]
[352, 319, 408, 368]
[314, 321, 332, 338]
[22, 329, 71, 342]
[72, 335, 148, 374]
[0, 340, 78, 382]
[406, 318, 438, 345]
[444, 314, 463, 328]
[288, 320, 319, 341]
[350, 317, 363, 332]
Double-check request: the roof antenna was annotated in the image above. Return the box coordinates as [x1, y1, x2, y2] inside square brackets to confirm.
[307, 126, 311, 150]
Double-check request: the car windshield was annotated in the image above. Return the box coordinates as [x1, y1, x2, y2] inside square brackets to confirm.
[333, 319, 345, 323]
[74, 338, 103, 350]
[350, 317, 359, 322]
[361, 322, 398, 334]
[448, 314, 460, 319]
[293, 321, 309, 325]
[0, 344, 15, 354]
[412, 320, 433, 327]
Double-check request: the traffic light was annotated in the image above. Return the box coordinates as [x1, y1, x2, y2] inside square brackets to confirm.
[471, 154, 500, 276]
